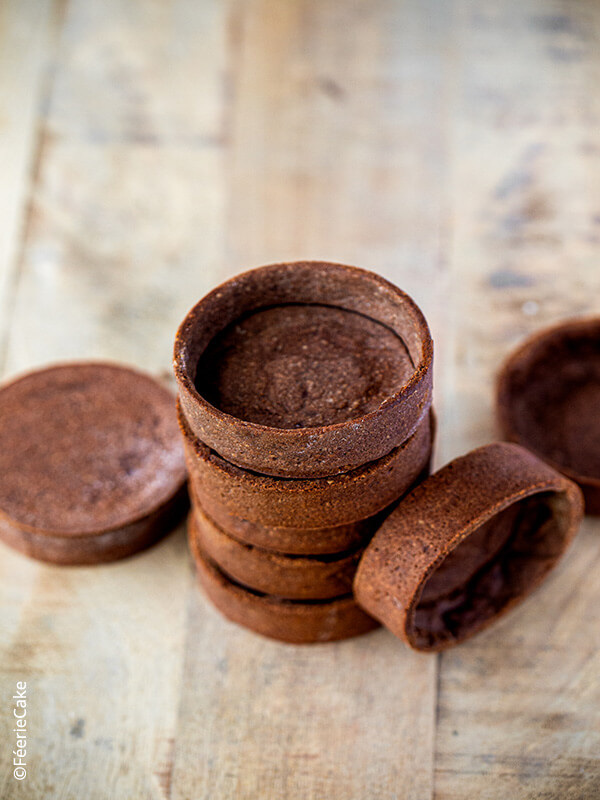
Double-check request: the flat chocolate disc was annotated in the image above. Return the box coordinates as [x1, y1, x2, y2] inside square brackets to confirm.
[0, 362, 188, 564]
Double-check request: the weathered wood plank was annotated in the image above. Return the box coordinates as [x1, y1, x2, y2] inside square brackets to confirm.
[3, 0, 228, 380]
[225, 0, 452, 321]
[436, 1, 600, 796]
[172, 589, 435, 800]
[0, 1, 227, 799]
[170, 1, 452, 797]
[435, 520, 600, 799]
[0, 0, 57, 371]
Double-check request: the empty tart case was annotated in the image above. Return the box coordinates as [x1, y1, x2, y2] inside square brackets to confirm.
[174, 261, 433, 479]
[193, 485, 386, 555]
[0, 363, 188, 565]
[189, 528, 379, 644]
[178, 401, 434, 530]
[188, 504, 364, 600]
[353, 443, 584, 652]
[497, 317, 600, 514]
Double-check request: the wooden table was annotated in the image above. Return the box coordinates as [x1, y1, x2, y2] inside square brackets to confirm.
[1, 1, 599, 797]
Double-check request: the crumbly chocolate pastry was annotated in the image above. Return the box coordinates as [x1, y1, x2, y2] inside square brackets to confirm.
[497, 317, 600, 514]
[189, 530, 379, 644]
[179, 402, 433, 529]
[196, 304, 414, 429]
[354, 443, 583, 652]
[0, 363, 188, 564]
[174, 261, 433, 478]
[188, 504, 363, 600]
[192, 484, 386, 555]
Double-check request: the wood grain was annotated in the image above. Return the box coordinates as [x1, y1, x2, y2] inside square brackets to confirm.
[2, 0, 228, 380]
[436, 2, 600, 797]
[435, 520, 600, 799]
[172, 587, 434, 800]
[0, 1, 226, 798]
[0, 0, 58, 371]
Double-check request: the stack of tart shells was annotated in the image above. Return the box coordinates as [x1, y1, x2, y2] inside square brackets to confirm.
[174, 262, 435, 644]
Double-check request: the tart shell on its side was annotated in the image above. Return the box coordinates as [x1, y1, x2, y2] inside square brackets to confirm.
[354, 443, 583, 652]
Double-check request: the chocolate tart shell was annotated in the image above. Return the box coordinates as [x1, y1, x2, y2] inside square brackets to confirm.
[191, 482, 388, 555]
[0, 362, 188, 564]
[179, 402, 433, 530]
[174, 261, 433, 478]
[189, 532, 379, 644]
[188, 506, 362, 600]
[0, 486, 188, 565]
[497, 317, 600, 514]
[354, 443, 583, 652]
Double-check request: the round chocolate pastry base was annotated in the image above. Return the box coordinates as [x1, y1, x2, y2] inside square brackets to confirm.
[0, 363, 188, 564]
[179, 402, 433, 529]
[188, 506, 363, 600]
[497, 317, 600, 514]
[0, 487, 188, 565]
[189, 534, 379, 644]
[174, 261, 433, 478]
[354, 443, 583, 652]
[194, 486, 384, 555]
[191, 462, 432, 555]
